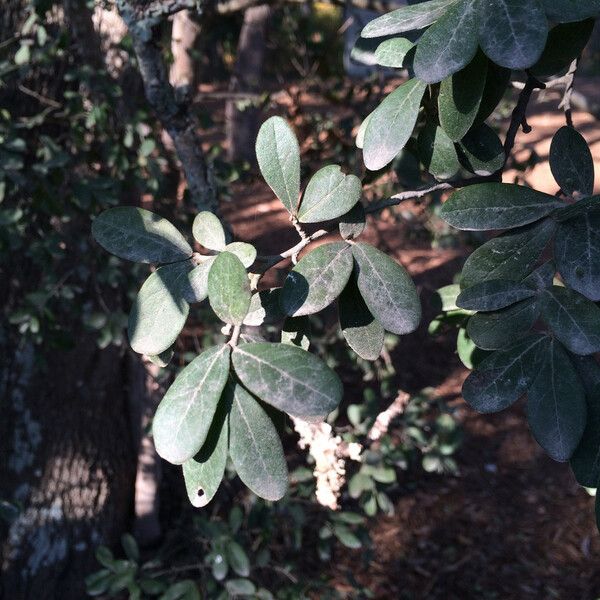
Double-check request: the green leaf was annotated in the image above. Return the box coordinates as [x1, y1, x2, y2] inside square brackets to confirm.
[555, 212, 600, 301]
[281, 316, 311, 350]
[555, 196, 600, 222]
[527, 337, 586, 462]
[570, 356, 600, 487]
[224, 579, 256, 597]
[256, 116, 301, 214]
[531, 19, 595, 77]
[440, 183, 563, 231]
[457, 123, 505, 176]
[438, 51, 487, 141]
[243, 288, 285, 326]
[224, 242, 257, 268]
[352, 242, 421, 335]
[227, 541, 251, 577]
[298, 166, 361, 224]
[550, 126, 595, 197]
[280, 242, 353, 316]
[456, 280, 535, 311]
[153, 345, 231, 464]
[192, 211, 226, 251]
[184, 257, 214, 303]
[542, 0, 600, 22]
[339, 202, 366, 240]
[457, 326, 487, 369]
[159, 580, 201, 600]
[121, 533, 139, 562]
[539, 286, 600, 355]
[128, 263, 191, 356]
[361, 0, 458, 38]
[355, 112, 373, 150]
[462, 334, 546, 413]
[467, 298, 540, 350]
[374, 38, 414, 67]
[413, 0, 479, 84]
[92, 207, 192, 263]
[208, 252, 251, 325]
[232, 342, 343, 420]
[182, 396, 229, 507]
[363, 79, 427, 171]
[475, 62, 511, 122]
[461, 218, 556, 288]
[332, 524, 362, 549]
[523, 261, 555, 291]
[85, 569, 112, 596]
[435, 284, 462, 311]
[228, 383, 288, 501]
[478, 0, 548, 69]
[417, 123, 460, 181]
[148, 347, 174, 368]
[338, 275, 385, 361]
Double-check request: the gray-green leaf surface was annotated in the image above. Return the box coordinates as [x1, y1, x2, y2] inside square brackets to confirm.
[192, 211, 227, 250]
[550, 126, 595, 197]
[418, 123, 460, 181]
[374, 38, 415, 68]
[208, 252, 251, 325]
[457, 280, 536, 311]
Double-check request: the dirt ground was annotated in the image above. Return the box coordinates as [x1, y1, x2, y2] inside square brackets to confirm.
[206, 76, 600, 599]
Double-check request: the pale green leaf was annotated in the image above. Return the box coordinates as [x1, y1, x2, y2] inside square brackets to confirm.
[184, 257, 215, 303]
[417, 123, 460, 181]
[339, 202, 366, 240]
[208, 252, 251, 325]
[224, 242, 257, 268]
[192, 211, 226, 251]
[374, 38, 414, 67]
[243, 288, 285, 326]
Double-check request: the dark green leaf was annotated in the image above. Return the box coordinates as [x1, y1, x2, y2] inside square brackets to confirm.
[417, 123, 460, 180]
[159, 580, 201, 600]
[438, 51, 487, 141]
[542, 0, 600, 22]
[153, 345, 231, 464]
[555, 196, 600, 222]
[531, 20, 595, 77]
[362, 0, 458, 37]
[467, 297, 540, 350]
[539, 286, 600, 355]
[527, 337, 586, 462]
[522, 261, 555, 291]
[243, 288, 285, 326]
[475, 62, 511, 122]
[338, 275, 385, 361]
[208, 252, 251, 325]
[224, 242, 257, 268]
[121, 534, 139, 562]
[461, 218, 556, 287]
[363, 79, 427, 171]
[280, 242, 353, 316]
[374, 38, 414, 67]
[352, 242, 421, 335]
[298, 165, 362, 223]
[413, 0, 479, 84]
[457, 280, 536, 311]
[555, 211, 600, 301]
[128, 262, 191, 356]
[228, 383, 288, 501]
[182, 395, 229, 507]
[92, 207, 192, 263]
[192, 211, 226, 251]
[457, 123, 505, 176]
[550, 126, 595, 197]
[255, 117, 301, 214]
[339, 202, 366, 240]
[281, 316, 311, 350]
[440, 183, 563, 231]
[478, 0, 548, 69]
[462, 334, 546, 413]
[232, 342, 342, 420]
[227, 541, 251, 577]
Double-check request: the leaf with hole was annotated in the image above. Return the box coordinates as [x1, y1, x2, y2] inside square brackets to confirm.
[208, 252, 251, 325]
[153, 344, 230, 464]
[280, 242, 353, 317]
[527, 337, 586, 462]
[413, 0, 479, 84]
[255, 116, 301, 214]
[462, 334, 546, 413]
[352, 242, 421, 335]
[298, 165, 362, 223]
[363, 79, 427, 171]
[232, 342, 342, 421]
[550, 126, 595, 197]
[457, 280, 536, 311]
[92, 207, 192, 263]
[192, 211, 226, 251]
[440, 183, 563, 231]
[228, 383, 288, 501]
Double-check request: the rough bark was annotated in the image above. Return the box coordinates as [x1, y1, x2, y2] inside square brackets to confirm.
[225, 5, 271, 163]
[170, 10, 201, 102]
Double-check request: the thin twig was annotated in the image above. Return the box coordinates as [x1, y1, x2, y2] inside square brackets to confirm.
[558, 58, 579, 128]
[17, 84, 62, 108]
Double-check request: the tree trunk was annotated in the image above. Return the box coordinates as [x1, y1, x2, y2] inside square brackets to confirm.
[0, 339, 137, 600]
[170, 10, 201, 103]
[225, 5, 271, 163]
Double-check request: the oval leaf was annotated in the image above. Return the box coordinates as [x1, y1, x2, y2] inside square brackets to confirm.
[184, 257, 215, 303]
[457, 123, 505, 176]
[352, 242, 421, 335]
[527, 337, 586, 462]
[228, 383, 289, 501]
[417, 123, 461, 181]
[255, 117, 301, 214]
[457, 280, 536, 311]
[280, 242, 353, 317]
[92, 207, 192, 263]
[363, 78, 427, 171]
[374, 38, 414, 68]
[232, 342, 343, 420]
[298, 165, 362, 224]
[153, 345, 231, 464]
[208, 252, 251, 325]
[440, 183, 564, 231]
[542, 0, 600, 22]
[224, 242, 257, 268]
[339, 202, 366, 240]
[550, 126, 595, 198]
[192, 211, 226, 251]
